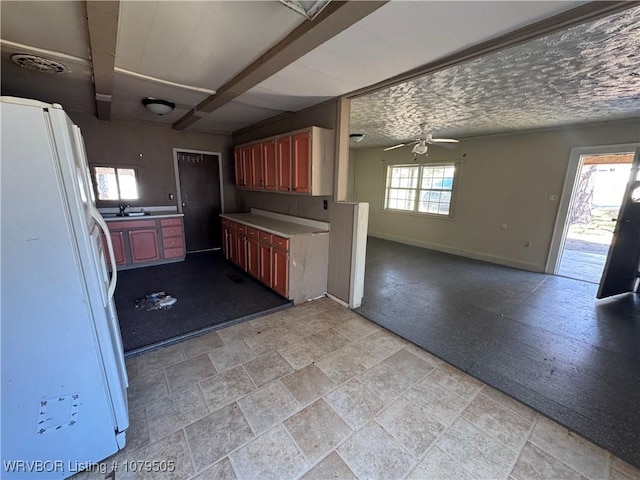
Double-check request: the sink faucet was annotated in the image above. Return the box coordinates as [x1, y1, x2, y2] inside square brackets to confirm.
[118, 203, 129, 215]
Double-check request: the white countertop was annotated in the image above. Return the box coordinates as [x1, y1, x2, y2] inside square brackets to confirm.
[103, 213, 183, 222]
[221, 212, 329, 238]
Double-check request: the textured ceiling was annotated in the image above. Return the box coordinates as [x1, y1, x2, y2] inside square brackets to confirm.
[349, 6, 640, 149]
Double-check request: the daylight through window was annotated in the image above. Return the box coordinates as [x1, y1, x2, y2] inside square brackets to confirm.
[94, 167, 139, 201]
[385, 164, 456, 216]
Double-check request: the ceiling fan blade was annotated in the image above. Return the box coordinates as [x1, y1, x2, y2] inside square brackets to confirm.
[431, 142, 459, 149]
[429, 138, 459, 143]
[383, 143, 405, 152]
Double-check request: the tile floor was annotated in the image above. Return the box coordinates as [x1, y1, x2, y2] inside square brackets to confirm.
[76, 298, 640, 480]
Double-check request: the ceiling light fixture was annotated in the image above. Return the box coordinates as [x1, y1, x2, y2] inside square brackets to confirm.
[11, 54, 67, 74]
[142, 97, 175, 115]
[350, 133, 365, 143]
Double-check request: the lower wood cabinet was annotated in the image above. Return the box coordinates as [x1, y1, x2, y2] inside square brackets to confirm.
[272, 247, 288, 297]
[247, 237, 260, 279]
[259, 243, 272, 287]
[104, 216, 185, 270]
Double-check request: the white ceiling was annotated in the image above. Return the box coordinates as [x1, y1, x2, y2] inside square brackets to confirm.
[2, 0, 635, 142]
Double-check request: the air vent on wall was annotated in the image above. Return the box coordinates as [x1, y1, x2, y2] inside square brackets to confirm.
[10, 54, 67, 74]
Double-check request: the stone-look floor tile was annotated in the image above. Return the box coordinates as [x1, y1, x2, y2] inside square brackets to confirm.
[481, 385, 537, 422]
[199, 366, 256, 413]
[324, 379, 386, 430]
[611, 457, 640, 480]
[462, 393, 533, 451]
[185, 403, 254, 472]
[243, 351, 293, 387]
[300, 452, 357, 480]
[315, 348, 367, 384]
[281, 364, 335, 406]
[357, 363, 412, 405]
[611, 468, 637, 480]
[125, 356, 138, 380]
[229, 424, 309, 480]
[136, 343, 185, 377]
[309, 328, 351, 353]
[304, 312, 341, 334]
[349, 338, 396, 368]
[127, 370, 169, 410]
[278, 338, 326, 370]
[333, 316, 380, 341]
[284, 399, 352, 463]
[207, 341, 256, 372]
[404, 343, 444, 366]
[437, 417, 519, 480]
[529, 416, 610, 480]
[407, 446, 476, 480]
[165, 354, 216, 392]
[383, 348, 436, 383]
[237, 380, 299, 434]
[366, 329, 407, 352]
[427, 363, 484, 400]
[249, 311, 289, 332]
[126, 405, 150, 452]
[288, 321, 322, 339]
[181, 331, 224, 358]
[115, 430, 194, 480]
[192, 458, 237, 480]
[337, 422, 415, 479]
[377, 397, 444, 458]
[217, 321, 260, 344]
[511, 442, 584, 480]
[405, 378, 470, 426]
[244, 327, 302, 356]
[145, 384, 209, 442]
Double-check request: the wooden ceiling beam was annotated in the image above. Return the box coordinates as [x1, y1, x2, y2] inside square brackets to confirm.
[86, 1, 119, 121]
[173, 1, 388, 130]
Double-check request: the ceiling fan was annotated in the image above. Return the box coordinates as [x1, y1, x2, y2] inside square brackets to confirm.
[383, 124, 459, 156]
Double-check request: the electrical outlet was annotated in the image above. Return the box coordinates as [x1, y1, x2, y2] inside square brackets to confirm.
[524, 241, 531, 248]
[501, 223, 508, 230]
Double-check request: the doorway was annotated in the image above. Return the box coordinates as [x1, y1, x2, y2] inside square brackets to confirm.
[173, 149, 224, 253]
[557, 152, 634, 283]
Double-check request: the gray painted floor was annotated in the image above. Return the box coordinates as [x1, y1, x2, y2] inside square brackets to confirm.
[355, 237, 640, 468]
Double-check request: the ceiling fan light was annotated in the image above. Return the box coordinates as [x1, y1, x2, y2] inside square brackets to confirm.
[142, 97, 175, 115]
[350, 133, 365, 143]
[413, 144, 428, 155]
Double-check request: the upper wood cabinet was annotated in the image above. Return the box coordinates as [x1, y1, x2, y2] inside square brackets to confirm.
[234, 126, 333, 196]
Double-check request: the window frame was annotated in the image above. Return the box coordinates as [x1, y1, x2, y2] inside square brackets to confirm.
[92, 165, 141, 202]
[382, 162, 460, 218]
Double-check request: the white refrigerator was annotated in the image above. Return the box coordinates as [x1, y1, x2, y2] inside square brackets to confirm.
[1, 97, 129, 479]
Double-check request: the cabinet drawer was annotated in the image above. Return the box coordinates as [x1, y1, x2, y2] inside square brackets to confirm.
[162, 236, 184, 249]
[259, 231, 273, 244]
[237, 224, 247, 234]
[162, 226, 182, 238]
[164, 247, 185, 259]
[160, 217, 182, 227]
[273, 235, 289, 250]
[247, 227, 259, 239]
[107, 219, 157, 230]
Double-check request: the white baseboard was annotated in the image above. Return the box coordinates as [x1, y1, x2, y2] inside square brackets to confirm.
[326, 293, 350, 309]
[369, 231, 545, 273]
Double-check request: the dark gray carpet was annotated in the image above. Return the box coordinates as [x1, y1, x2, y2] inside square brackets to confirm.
[115, 251, 290, 354]
[356, 237, 640, 468]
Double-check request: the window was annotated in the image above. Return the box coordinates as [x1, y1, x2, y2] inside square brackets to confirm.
[93, 167, 139, 201]
[385, 163, 456, 216]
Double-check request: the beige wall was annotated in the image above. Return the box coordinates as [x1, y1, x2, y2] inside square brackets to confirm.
[352, 119, 640, 272]
[69, 112, 236, 211]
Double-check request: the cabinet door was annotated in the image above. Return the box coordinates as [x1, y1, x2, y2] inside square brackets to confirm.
[263, 140, 277, 191]
[241, 146, 252, 189]
[236, 234, 247, 270]
[259, 243, 272, 287]
[292, 132, 311, 193]
[234, 147, 243, 187]
[247, 237, 260, 278]
[272, 247, 288, 297]
[250, 143, 263, 189]
[129, 229, 160, 263]
[110, 231, 127, 266]
[276, 136, 292, 192]
[228, 229, 237, 262]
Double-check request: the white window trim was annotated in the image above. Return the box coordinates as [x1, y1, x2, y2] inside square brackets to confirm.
[382, 162, 460, 218]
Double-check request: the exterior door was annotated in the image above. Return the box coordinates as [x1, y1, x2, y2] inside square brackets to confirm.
[177, 152, 222, 252]
[597, 147, 640, 298]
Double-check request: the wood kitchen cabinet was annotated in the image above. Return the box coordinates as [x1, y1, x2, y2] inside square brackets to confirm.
[129, 229, 160, 263]
[107, 231, 126, 266]
[272, 244, 288, 297]
[247, 237, 260, 279]
[233, 126, 333, 196]
[259, 242, 272, 287]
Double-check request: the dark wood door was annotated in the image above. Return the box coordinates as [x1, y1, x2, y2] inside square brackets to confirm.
[293, 132, 311, 193]
[598, 147, 640, 298]
[177, 152, 222, 252]
[277, 136, 292, 192]
[129, 229, 160, 263]
[263, 140, 277, 191]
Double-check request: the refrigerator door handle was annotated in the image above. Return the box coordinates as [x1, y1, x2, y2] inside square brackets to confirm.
[91, 207, 118, 298]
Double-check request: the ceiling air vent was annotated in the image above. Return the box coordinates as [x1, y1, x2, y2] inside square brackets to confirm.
[10, 54, 67, 74]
